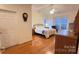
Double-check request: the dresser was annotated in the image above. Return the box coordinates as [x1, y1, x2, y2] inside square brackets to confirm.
[55, 31, 77, 54]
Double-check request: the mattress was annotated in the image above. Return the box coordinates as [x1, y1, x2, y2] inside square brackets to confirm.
[34, 26, 56, 38]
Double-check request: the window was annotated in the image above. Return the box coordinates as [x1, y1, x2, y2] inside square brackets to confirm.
[55, 16, 68, 32]
[55, 17, 61, 31]
[61, 17, 68, 30]
[44, 18, 53, 28]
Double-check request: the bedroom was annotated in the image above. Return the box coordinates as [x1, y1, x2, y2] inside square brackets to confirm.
[32, 4, 79, 54]
[32, 4, 78, 38]
[0, 4, 79, 54]
[32, 4, 77, 38]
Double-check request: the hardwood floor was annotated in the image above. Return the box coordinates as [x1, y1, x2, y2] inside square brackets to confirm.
[2, 34, 55, 54]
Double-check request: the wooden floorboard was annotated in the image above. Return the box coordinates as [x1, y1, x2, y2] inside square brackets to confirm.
[2, 34, 55, 54]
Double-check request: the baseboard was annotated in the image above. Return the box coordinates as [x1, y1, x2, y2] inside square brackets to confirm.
[4, 40, 32, 50]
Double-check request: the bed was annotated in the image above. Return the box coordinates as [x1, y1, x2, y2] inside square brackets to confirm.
[32, 24, 56, 38]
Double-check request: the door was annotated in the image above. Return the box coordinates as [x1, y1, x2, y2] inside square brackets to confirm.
[0, 11, 18, 49]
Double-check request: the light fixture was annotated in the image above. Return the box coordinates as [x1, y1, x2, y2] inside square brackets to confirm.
[50, 9, 55, 14]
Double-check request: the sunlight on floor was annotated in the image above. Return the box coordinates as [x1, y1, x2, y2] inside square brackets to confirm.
[45, 51, 54, 54]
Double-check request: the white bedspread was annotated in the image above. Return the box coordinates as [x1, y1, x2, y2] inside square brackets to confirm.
[35, 26, 56, 38]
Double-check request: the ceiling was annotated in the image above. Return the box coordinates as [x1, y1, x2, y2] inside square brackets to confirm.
[32, 4, 79, 15]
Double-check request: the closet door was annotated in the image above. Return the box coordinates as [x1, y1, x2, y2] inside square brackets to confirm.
[0, 10, 18, 49]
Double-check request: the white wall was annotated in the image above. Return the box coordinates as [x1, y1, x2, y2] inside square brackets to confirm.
[32, 11, 44, 25]
[0, 4, 32, 48]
